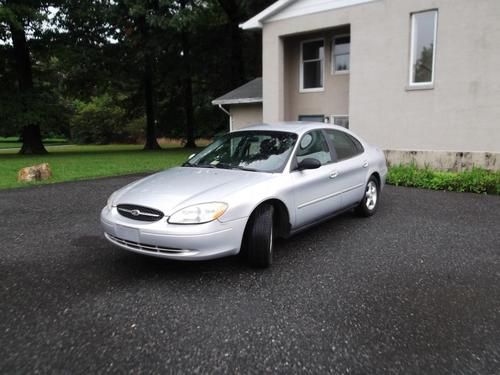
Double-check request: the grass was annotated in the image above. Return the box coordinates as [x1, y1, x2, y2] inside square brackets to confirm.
[3, 144, 498, 194]
[387, 164, 500, 195]
[0, 137, 69, 149]
[0, 144, 197, 189]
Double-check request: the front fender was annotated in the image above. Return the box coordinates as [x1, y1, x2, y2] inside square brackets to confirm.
[217, 174, 296, 227]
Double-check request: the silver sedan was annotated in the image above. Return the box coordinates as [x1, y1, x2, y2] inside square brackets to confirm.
[101, 122, 387, 267]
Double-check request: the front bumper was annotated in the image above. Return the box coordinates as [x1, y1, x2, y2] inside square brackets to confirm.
[100, 207, 248, 260]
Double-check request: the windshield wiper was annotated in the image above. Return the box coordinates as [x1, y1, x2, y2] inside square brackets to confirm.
[229, 165, 258, 172]
[187, 163, 258, 172]
[194, 164, 217, 168]
[214, 163, 258, 172]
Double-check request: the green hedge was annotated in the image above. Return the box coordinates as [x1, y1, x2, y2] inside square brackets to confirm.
[387, 165, 500, 195]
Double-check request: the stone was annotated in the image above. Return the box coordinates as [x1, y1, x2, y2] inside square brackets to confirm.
[17, 163, 52, 182]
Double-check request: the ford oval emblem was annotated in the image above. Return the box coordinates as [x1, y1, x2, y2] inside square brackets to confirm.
[131, 209, 141, 216]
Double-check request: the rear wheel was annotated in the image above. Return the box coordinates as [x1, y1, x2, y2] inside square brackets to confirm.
[356, 176, 379, 217]
[242, 204, 274, 268]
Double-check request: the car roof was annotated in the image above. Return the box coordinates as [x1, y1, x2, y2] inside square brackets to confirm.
[234, 122, 350, 136]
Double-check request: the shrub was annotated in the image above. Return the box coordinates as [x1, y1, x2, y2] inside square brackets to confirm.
[70, 94, 126, 144]
[123, 116, 146, 144]
[387, 165, 500, 195]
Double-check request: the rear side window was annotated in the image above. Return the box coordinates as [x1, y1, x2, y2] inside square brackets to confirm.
[349, 134, 364, 154]
[325, 130, 364, 161]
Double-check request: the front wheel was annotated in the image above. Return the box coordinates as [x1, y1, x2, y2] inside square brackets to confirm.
[356, 176, 379, 217]
[243, 204, 274, 268]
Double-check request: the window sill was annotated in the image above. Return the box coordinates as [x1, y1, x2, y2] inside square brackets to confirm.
[299, 88, 325, 93]
[333, 70, 350, 75]
[406, 83, 434, 91]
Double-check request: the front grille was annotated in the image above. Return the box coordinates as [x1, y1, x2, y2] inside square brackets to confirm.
[117, 204, 164, 222]
[107, 234, 189, 254]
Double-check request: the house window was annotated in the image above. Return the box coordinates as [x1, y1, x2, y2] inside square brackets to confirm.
[409, 10, 438, 86]
[300, 39, 324, 91]
[331, 115, 349, 128]
[333, 36, 350, 73]
[298, 115, 325, 123]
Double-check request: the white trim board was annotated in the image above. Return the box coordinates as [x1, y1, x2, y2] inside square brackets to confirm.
[240, 0, 376, 30]
[211, 98, 263, 105]
[408, 9, 438, 87]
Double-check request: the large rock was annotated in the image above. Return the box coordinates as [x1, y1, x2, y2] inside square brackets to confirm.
[17, 163, 52, 182]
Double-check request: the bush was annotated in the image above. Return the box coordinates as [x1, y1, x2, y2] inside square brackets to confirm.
[387, 165, 500, 195]
[123, 116, 146, 144]
[70, 94, 126, 144]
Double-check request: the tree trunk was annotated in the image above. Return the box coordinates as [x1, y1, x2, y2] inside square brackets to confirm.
[218, 0, 245, 87]
[10, 22, 47, 154]
[143, 52, 161, 150]
[19, 124, 47, 154]
[181, 30, 196, 148]
[228, 21, 245, 87]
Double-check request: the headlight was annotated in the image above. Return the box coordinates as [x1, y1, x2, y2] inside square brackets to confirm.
[106, 192, 117, 210]
[168, 202, 228, 224]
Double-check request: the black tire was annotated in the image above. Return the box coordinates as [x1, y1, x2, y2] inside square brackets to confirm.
[242, 204, 274, 268]
[356, 176, 379, 217]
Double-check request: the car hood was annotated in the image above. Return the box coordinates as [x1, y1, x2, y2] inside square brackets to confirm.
[113, 167, 275, 215]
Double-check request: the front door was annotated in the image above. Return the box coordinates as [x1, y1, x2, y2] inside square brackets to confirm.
[291, 130, 344, 228]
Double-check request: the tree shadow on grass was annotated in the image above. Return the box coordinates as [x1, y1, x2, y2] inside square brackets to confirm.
[0, 147, 203, 159]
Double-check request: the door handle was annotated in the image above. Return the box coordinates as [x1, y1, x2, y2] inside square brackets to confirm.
[329, 171, 338, 179]
[362, 161, 369, 168]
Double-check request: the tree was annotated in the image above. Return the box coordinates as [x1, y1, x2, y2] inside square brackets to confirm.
[59, 0, 165, 149]
[0, 0, 51, 154]
[216, 0, 245, 87]
[112, 0, 169, 150]
[173, 0, 198, 148]
[0, 0, 277, 152]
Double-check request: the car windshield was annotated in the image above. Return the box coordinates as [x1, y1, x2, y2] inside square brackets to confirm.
[185, 131, 298, 173]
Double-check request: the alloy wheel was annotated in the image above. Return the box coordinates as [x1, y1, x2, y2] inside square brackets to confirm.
[365, 181, 378, 210]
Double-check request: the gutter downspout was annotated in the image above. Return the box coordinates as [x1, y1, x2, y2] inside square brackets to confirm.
[217, 104, 233, 132]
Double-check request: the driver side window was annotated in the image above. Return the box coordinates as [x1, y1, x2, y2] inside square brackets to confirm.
[296, 130, 332, 165]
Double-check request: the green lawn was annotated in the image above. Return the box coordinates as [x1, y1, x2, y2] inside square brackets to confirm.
[0, 144, 197, 189]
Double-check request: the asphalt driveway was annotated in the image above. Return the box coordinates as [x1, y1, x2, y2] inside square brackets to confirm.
[0, 175, 499, 374]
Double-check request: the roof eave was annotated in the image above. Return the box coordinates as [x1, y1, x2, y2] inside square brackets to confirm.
[239, 0, 296, 30]
[239, 19, 262, 30]
[212, 98, 263, 106]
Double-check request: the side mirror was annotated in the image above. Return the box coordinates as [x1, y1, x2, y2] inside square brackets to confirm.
[188, 153, 196, 160]
[297, 158, 321, 171]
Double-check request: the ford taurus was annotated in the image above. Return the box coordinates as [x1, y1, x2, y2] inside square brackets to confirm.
[101, 122, 387, 267]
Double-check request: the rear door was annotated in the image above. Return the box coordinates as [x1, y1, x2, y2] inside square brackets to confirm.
[324, 129, 367, 206]
[291, 130, 344, 228]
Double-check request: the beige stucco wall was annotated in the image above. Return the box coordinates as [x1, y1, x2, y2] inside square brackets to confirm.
[384, 150, 498, 172]
[261, 0, 500, 154]
[284, 32, 350, 121]
[230, 103, 263, 131]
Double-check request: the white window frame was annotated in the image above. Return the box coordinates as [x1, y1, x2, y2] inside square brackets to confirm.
[332, 34, 350, 75]
[300, 38, 325, 93]
[409, 10, 438, 87]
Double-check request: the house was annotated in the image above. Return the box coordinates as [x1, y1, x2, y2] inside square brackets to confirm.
[212, 0, 500, 171]
[212, 78, 263, 131]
